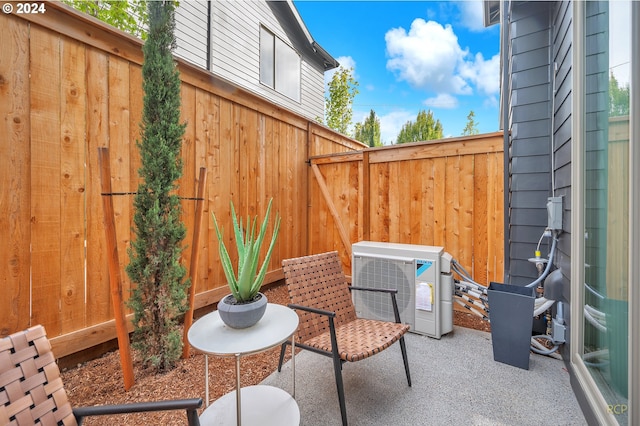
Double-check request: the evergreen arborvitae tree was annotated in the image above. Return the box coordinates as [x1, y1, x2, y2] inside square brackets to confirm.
[126, 0, 189, 372]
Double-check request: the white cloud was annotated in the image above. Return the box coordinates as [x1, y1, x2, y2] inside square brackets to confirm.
[457, 0, 486, 32]
[385, 19, 471, 95]
[424, 93, 458, 109]
[384, 18, 499, 106]
[483, 95, 499, 109]
[459, 52, 500, 96]
[378, 110, 415, 145]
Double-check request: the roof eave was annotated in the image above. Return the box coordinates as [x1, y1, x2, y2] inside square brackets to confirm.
[286, 0, 339, 71]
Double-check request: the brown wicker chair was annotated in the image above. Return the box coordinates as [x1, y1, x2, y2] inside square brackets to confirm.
[0, 325, 202, 426]
[277, 251, 411, 426]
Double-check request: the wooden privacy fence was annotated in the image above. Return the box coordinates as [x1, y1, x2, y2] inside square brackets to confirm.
[307, 133, 505, 286]
[0, 4, 364, 357]
[1, 4, 504, 361]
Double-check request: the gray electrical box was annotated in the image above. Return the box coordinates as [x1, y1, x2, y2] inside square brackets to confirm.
[547, 196, 563, 230]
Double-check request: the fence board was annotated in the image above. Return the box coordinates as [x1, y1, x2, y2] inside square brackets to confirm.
[459, 155, 474, 272]
[474, 154, 490, 285]
[388, 161, 401, 242]
[489, 151, 504, 282]
[60, 38, 87, 333]
[30, 26, 62, 334]
[85, 47, 112, 324]
[408, 160, 422, 244]
[0, 17, 31, 335]
[349, 161, 362, 245]
[129, 64, 143, 189]
[107, 56, 132, 313]
[433, 157, 447, 246]
[180, 84, 197, 289]
[262, 116, 276, 270]
[195, 89, 216, 294]
[421, 159, 436, 244]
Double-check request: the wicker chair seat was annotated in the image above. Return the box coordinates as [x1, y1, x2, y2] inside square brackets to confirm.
[304, 318, 410, 362]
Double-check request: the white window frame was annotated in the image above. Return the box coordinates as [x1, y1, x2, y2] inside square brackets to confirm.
[259, 25, 301, 102]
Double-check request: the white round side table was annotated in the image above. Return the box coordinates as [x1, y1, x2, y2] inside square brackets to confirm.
[188, 303, 299, 425]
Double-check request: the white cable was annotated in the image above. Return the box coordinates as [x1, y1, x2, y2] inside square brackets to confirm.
[584, 307, 607, 332]
[531, 336, 562, 359]
[534, 297, 550, 307]
[457, 280, 488, 295]
[456, 293, 487, 310]
[584, 304, 606, 321]
[454, 299, 489, 320]
[533, 298, 556, 316]
[583, 349, 609, 361]
[526, 234, 558, 288]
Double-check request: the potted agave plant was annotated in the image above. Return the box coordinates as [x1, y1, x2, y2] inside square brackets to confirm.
[212, 198, 281, 329]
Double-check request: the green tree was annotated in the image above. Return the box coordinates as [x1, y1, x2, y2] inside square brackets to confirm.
[396, 109, 443, 144]
[62, 0, 148, 39]
[354, 109, 382, 147]
[609, 72, 630, 117]
[325, 67, 359, 135]
[126, 0, 189, 372]
[462, 110, 480, 136]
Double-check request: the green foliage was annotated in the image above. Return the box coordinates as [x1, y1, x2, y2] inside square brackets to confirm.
[325, 67, 359, 135]
[212, 199, 281, 302]
[396, 109, 443, 144]
[125, 1, 188, 372]
[462, 110, 480, 136]
[61, 0, 149, 39]
[609, 72, 630, 117]
[355, 110, 382, 147]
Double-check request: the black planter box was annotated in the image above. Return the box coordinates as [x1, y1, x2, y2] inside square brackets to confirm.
[488, 282, 535, 370]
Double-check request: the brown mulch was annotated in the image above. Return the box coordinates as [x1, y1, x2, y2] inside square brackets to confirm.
[61, 283, 490, 425]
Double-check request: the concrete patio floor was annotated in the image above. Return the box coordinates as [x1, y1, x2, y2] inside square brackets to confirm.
[263, 326, 585, 425]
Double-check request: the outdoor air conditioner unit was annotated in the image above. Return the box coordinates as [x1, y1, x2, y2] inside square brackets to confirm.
[352, 241, 454, 339]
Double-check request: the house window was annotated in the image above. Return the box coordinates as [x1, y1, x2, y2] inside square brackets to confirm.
[574, 1, 637, 422]
[259, 26, 301, 102]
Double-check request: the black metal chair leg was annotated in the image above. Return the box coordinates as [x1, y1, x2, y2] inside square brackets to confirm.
[186, 407, 200, 426]
[332, 349, 348, 426]
[277, 342, 288, 372]
[399, 336, 411, 386]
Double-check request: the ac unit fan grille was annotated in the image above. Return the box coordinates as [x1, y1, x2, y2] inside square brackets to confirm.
[354, 257, 413, 324]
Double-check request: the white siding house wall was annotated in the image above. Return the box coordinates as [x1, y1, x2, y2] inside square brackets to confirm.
[173, 1, 326, 121]
[174, 1, 209, 69]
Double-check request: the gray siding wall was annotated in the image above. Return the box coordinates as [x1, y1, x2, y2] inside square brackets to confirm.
[173, 1, 326, 121]
[507, 2, 554, 285]
[550, 0, 573, 356]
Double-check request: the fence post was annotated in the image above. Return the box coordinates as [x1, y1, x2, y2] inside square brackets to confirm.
[182, 167, 207, 358]
[97, 147, 135, 390]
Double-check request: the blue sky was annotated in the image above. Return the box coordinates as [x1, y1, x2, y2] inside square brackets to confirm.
[293, 1, 501, 144]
